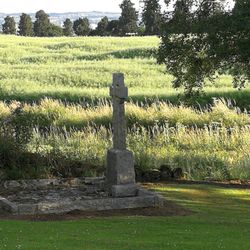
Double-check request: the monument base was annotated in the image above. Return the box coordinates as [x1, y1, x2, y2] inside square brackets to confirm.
[106, 149, 138, 197]
[111, 184, 138, 197]
[0, 178, 165, 215]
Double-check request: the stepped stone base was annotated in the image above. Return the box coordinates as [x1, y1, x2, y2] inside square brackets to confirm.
[0, 178, 164, 216]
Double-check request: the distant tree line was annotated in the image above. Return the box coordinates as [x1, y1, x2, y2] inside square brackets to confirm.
[1, 0, 162, 37]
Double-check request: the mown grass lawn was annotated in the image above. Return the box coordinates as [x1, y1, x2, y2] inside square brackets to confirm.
[0, 183, 249, 250]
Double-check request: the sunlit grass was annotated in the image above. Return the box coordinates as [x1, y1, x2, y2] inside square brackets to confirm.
[153, 183, 250, 213]
[1, 98, 250, 180]
[1, 98, 250, 129]
[0, 35, 249, 108]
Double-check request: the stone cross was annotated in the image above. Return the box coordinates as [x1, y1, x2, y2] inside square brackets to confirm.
[106, 73, 137, 198]
[109, 73, 128, 150]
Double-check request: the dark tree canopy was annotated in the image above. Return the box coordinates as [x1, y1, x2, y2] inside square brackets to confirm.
[142, 0, 162, 35]
[63, 18, 74, 36]
[119, 0, 138, 35]
[73, 18, 90, 36]
[158, 0, 250, 96]
[233, 0, 250, 15]
[96, 16, 109, 36]
[107, 20, 120, 36]
[48, 24, 63, 37]
[18, 13, 33, 36]
[2, 16, 16, 35]
[33, 10, 51, 37]
[162, 0, 193, 35]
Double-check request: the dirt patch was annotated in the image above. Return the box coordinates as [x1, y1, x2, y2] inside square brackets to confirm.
[0, 200, 192, 221]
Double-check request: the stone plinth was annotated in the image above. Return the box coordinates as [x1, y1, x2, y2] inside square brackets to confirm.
[0, 178, 164, 215]
[106, 149, 137, 197]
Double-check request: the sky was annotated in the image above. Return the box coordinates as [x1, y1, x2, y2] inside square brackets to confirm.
[0, 0, 234, 14]
[0, 0, 158, 13]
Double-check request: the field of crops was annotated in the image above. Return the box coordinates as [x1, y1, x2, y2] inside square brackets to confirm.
[1, 35, 250, 106]
[0, 35, 250, 180]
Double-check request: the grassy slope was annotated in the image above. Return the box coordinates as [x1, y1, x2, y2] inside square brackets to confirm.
[0, 184, 249, 250]
[0, 35, 250, 107]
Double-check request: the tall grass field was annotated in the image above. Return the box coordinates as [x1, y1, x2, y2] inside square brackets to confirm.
[0, 35, 250, 180]
[1, 35, 250, 106]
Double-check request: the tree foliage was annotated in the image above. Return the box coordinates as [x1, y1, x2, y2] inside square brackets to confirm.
[142, 0, 162, 35]
[158, 0, 250, 96]
[34, 10, 63, 37]
[96, 16, 109, 36]
[18, 13, 33, 36]
[63, 18, 74, 36]
[73, 18, 90, 36]
[2, 16, 16, 35]
[107, 20, 120, 36]
[119, 0, 138, 35]
[34, 10, 51, 37]
[48, 24, 63, 37]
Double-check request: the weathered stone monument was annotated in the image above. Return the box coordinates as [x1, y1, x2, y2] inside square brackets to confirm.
[0, 73, 164, 215]
[106, 73, 138, 197]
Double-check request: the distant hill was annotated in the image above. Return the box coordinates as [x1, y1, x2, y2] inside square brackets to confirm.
[0, 11, 120, 30]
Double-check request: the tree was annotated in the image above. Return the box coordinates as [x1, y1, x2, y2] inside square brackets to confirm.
[197, 0, 226, 18]
[229, 0, 250, 89]
[233, 0, 250, 15]
[157, 0, 250, 97]
[119, 0, 138, 35]
[34, 10, 51, 37]
[63, 18, 74, 36]
[142, 0, 162, 35]
[2, 16, 16, 35]
[163, 0, 193, 34]
[48, 24, 63, 37]
[18, 13, 33, 36]
[96, 16, 109, 36]
[107, 20, 120, 36]
[73, 18, 90, 36]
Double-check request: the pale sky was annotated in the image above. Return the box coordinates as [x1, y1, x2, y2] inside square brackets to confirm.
[0, 0, 146, 13]
[0, 0, 234, 14]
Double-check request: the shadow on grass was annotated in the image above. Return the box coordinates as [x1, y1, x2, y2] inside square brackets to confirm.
[76, 48, 157, 61]
[19, 48, 157, 64]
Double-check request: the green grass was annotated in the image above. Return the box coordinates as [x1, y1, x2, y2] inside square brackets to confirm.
[0, 183, 249, 249]
[28, 125, 250, 180]
[0, 32, 249, 250]
[0, 35, 250, 108]
[1, 99, 250, 180]
[0, 35, 250, 180]
[1, 98, 250, 130]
